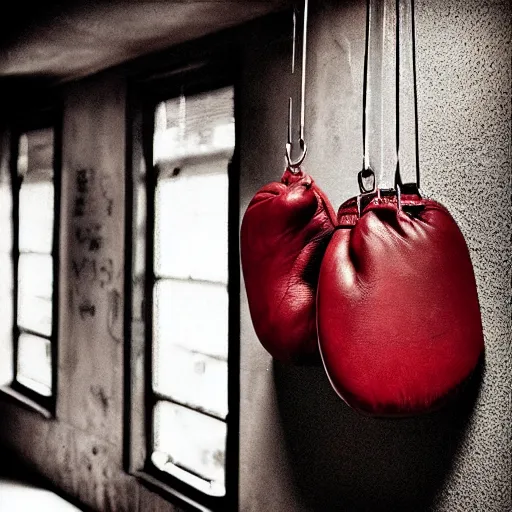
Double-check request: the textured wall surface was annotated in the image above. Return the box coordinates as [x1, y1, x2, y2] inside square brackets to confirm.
[415, 0, 512, 510]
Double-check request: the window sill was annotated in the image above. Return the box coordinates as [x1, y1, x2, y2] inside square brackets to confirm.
[0, 385, 53, 419]
[134, 470, 222, 512]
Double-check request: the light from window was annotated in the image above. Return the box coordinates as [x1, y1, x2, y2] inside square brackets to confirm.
[15, 128, 54, 397]
[17, 333, 52, 396]
[150, 86, 234, 497]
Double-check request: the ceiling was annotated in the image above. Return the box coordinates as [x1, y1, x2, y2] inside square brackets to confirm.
[0, 1, 290, 85]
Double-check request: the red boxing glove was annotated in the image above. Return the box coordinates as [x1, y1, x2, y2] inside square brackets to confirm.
[317, 193, 484, 415]
[241, 168, 336, 363]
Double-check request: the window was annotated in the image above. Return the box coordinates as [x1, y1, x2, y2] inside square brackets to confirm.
[0, 115, 60, 414]
[128, 68, 239, 511]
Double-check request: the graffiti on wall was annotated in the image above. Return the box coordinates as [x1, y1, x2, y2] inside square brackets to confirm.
[70, 167, 121, 340]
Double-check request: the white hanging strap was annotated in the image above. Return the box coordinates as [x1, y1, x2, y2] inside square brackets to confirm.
[360, 0, 420, 196]
[363, 0, 397, 191]
[398, 0, 420, 190]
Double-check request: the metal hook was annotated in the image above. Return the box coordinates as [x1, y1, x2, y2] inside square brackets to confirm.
[286, 0, 309, 171]
[358, 167, 376, 194]
[356, 189, 378, 218]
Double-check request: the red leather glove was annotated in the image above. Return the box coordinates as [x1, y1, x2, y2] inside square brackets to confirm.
[241, 168, 336, 363]
[317, 193, 484, 415]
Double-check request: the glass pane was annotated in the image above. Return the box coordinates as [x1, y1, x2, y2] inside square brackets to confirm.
[18, 129, 54, 179]
[0, 183, 12, 254]
[152, 401, 226, 496]
[153, 86, 235, 162]
[133, 185, 146, 279]
[153, 344, 228, 419]
[0, 254, 13, 386]
[17, 333, 52, 396]
[155, 170, 228, 283]
[17, 254, 53, 336]
[154, 279, 228, 360]
[19, 182, 54, 254]
[0, 252, 13, 292]
[18, 128, 54, 254]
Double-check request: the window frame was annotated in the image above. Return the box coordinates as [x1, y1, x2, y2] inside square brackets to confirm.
[1, 106, 62, 417]
[125, 56, 240, 512]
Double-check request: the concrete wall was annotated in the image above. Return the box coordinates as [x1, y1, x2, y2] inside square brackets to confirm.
[0, 1, 510, 511]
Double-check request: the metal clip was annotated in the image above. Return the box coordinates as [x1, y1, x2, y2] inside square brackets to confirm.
[286, 1, 309, 172]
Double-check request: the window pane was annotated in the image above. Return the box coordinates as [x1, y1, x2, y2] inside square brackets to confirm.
[154, 279, 228, 360]
[17, 333, 52, 396]
[18, 128, 54, 254]
[19, 182, 54, 254]
[155, 170, 228, 283]
[18, 129, 54, 179]
[17, 253, 53, 336]
[134, 185, 146, 278]
[152, 401, 226, 496]
[0, 183, 12, 254]
[0, 253, 13, 295]
[153, 343, 228, 419]
[153, 86, 235, 162]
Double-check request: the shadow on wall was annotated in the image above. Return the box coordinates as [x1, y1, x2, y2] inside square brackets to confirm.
[272, 353, 484, 512]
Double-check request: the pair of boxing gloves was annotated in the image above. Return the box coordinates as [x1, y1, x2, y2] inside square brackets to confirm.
[240, 168, 484, 416]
